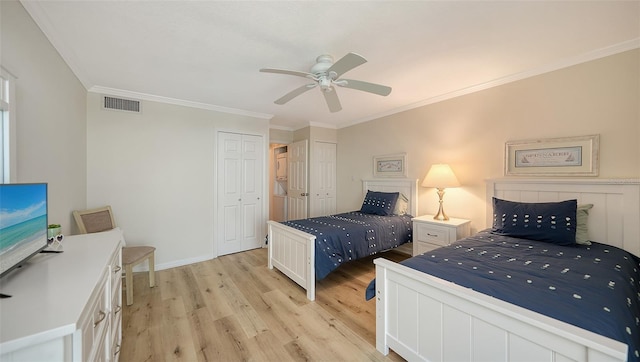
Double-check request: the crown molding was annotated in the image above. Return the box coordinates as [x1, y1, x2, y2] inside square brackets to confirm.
[90, 86, 273, 120]
[268, 124, 295, 131]
[339, 38, 640, 129]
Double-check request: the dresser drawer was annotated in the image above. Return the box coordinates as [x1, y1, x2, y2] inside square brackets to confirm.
[415, 223, 451, 246]
[110, 247, 123, 297]
[111, 308, 122, 362]
[109, 245, 123, 362]
[79, 271, 110, 362]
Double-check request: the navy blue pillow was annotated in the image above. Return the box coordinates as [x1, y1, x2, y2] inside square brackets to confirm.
[491, 197, 577, 246]
[360, 191, 399, 216]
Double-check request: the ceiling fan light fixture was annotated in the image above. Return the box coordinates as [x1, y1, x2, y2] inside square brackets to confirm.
[319, 77, 332, 90]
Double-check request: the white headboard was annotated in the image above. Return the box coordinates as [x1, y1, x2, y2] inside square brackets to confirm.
[486, 178, 640, 257]
[362, 178, 419, 217]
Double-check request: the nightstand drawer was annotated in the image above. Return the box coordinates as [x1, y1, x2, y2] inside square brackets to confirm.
[411, 215, 471, 256]
[415, 223, 451, 246]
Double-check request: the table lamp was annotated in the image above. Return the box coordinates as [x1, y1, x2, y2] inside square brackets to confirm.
[422, 164, 460, 221]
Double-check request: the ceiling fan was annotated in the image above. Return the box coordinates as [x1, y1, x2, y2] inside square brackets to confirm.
[260, 52, 392, 113]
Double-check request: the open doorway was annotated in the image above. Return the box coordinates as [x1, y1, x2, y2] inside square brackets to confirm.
[269, 143, 288, 222]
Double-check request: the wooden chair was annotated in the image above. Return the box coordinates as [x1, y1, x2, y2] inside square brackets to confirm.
[73, 205, 155, 306]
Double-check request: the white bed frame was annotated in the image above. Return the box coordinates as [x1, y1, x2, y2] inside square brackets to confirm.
[267, 178, 418, 301]
[375, 178, 640, 362]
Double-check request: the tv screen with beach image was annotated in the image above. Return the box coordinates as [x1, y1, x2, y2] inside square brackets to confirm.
[0, 183, 48, 277]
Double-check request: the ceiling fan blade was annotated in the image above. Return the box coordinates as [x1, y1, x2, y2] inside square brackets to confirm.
[327, 52, 367, 79]
[274, 83, 317, 105]
[322, 88, 342, 113]
[338, 79, 392, 96]
[260, 68, 315, 79]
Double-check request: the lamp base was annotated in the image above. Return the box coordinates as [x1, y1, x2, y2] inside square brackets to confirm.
[433, 208, 449, 221]
[433, 188, 450, 221]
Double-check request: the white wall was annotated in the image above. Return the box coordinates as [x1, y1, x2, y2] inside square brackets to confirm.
[337, 49, 640, 233]
[86, 92, 269, 269]
[1, 0, 87, 234]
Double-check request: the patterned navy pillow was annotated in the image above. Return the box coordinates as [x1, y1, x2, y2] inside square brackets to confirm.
[491, 197, 577, 246]
[360, 191, 399, 216]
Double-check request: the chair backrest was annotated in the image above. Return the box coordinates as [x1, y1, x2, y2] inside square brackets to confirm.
[73, 205, 117, 234]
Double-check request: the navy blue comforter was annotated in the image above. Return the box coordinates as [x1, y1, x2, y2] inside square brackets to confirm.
[366, 230, 640, 360]
[281, 211, 413, 280]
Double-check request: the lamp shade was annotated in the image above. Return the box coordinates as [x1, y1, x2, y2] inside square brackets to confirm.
[422, 164, 460, 188]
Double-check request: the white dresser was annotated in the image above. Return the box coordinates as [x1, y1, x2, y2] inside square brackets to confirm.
[0, 228, 124, 361]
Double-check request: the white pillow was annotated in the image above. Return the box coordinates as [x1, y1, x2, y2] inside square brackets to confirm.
[393, 193, 409, 215]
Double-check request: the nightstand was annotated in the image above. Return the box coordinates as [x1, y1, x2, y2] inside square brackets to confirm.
[412, 215, 471, 255]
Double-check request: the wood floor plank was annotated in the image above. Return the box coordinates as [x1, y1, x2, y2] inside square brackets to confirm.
[189, 261, 236, 321]
[121, 276, 165, 362]
[246, 329, 294, 362]
[121, 247, 409, 361]
[160, 296, 199, 361]
[252, 266, 310, 307]
[218, 259, 301, 343]
[208, 261, 269, 339]
[185, 306, 218, 361]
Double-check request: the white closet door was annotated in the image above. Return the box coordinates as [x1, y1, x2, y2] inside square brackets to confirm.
[240, 135, 263, 252]
[287, 139, 308, 221]
[310, 141, 336, 217]
[218, 132, 263, 256]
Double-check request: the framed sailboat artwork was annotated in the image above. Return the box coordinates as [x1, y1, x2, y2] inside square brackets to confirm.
[373, 153, 408, 178]
[505, 135, 599, 176]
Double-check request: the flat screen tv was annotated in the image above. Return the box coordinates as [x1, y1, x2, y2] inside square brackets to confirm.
[0, 183, 48, 278]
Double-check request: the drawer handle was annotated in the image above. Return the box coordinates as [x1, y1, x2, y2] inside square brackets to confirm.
[114, 305, 122, 314]
[427, 233, 439, 237]
[113, 265, 122, 273]
[94, 311, 106, 327]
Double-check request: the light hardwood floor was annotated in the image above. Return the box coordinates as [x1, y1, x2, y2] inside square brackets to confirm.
[121, 247, 411, 361]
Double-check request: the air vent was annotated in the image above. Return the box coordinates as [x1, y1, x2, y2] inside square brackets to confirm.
[103, 96, 141, 113]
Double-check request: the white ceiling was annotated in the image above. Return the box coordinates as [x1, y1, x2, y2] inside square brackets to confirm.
[21, 1, 640, 130]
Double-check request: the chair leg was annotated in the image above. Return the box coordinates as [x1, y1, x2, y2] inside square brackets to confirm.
[125, 263, 134, 306]
[148, 252, 155, 288]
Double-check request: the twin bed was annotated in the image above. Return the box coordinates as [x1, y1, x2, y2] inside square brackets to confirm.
[267, 178, 418, 301]
[268, 178, 640, 362]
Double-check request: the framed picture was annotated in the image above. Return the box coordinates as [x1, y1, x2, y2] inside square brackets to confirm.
[505, 134, 599, 176]
[373, 153, 407, 178]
